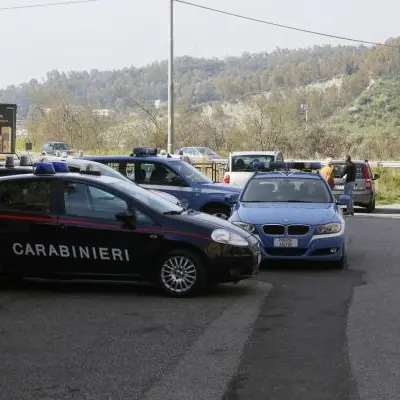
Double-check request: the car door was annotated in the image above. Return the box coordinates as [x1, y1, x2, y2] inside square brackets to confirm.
[55, 179, 158, 278]
[0, 178, 59, 275]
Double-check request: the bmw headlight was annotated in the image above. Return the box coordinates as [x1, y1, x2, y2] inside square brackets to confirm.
[316, 223, 341, 234]
[232, 221, 257, 234]
[211, 229, 249, 247]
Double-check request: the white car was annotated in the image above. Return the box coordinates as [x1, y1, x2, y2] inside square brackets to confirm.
[223, 151, 284, 187]
[35, 156, 183, 207]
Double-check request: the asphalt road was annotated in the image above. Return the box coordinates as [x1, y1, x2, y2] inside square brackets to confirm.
[1, 207, 400, 400]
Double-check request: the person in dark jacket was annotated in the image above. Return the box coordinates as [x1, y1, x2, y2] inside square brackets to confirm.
[341, 154, 356, 215]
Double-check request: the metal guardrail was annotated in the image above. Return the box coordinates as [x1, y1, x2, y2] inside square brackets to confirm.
[369, 161, 400, 168]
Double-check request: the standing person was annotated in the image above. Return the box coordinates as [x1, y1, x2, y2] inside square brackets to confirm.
[320, 157, 335, 190]
[342, 154, 356, 215]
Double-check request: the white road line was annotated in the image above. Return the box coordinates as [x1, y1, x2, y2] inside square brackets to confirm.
[142, 281, 272, 400]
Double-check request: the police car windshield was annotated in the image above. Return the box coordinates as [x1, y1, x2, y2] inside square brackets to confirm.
[171, 160, 212, 184]
[232, 155, 274, 172]
[113, 181, 184, 213]
[242, 177, 332, 203]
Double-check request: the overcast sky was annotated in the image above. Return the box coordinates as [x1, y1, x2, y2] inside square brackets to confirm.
[0, 0, 398, 88]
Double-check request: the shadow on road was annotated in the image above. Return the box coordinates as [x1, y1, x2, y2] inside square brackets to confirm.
[0, 277, 256, 299]
[259, 260, 344, 273]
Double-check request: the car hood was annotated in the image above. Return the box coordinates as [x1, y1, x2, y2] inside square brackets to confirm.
[200, 182, 241, 194]
[177, 211, 252, 238]
[236, 202, 339, 225]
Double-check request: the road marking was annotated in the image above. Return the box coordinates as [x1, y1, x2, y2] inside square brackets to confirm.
[142, 281, 272, 400]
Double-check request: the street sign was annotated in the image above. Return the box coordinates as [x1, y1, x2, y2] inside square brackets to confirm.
[0, 103, 17, 154]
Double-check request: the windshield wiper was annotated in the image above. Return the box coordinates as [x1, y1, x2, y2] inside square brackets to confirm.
[286, 200, 311, 203]
[163, 209, 185, 215]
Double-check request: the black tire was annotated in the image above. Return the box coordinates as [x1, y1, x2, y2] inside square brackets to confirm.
[366, 198, 375, 213]
[157, 249, 207, 297]
[202, 204, 231, 220]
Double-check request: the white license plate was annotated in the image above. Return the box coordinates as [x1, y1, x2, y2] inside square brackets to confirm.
[335, 185, 344, 190]
[273, 238, 298, 248]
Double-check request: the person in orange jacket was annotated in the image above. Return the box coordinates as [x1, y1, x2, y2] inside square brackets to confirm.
[320, 157, 335, 190]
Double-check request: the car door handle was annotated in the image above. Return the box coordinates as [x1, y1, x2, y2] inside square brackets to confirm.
[149, 234, 159, 239]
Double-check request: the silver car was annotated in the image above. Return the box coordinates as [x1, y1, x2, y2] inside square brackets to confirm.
[331, 160, 380, 213]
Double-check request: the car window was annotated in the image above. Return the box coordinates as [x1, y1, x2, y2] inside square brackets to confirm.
[242, 177, 331, 203]
[198, 148, 216, 156]
[63, 182, 129, 219]
[136, 162, 188, 186]
[168, 160, 212, 184]
[231, 155, 275, 172]
[0, 179, 52, 213]
[332, 164, 366, 179]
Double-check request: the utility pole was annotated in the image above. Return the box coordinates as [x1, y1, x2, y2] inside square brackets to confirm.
[167, 0, 174, 154]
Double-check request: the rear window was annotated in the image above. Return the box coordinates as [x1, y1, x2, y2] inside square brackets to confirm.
[232, 155, 275, 172]
[332, 163, 370, 179]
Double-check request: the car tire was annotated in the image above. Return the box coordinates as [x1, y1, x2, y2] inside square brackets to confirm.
[366, 198, 375, 213]
[202, 204, 231, 220]
[157, 249, 207, 297]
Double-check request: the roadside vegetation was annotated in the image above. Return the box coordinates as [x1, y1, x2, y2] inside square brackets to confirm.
[373, 167, 400, 205]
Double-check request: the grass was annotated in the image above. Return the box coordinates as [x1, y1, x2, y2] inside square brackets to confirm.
[372, 167, 400, 205]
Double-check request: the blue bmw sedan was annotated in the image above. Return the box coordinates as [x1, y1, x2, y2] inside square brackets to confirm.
[229, 163, 349, 268]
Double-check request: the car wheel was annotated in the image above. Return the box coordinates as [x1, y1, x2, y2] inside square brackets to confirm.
[366, 198, 375, 213]
[202, 205, 230, 220]
[157, 250, 207, 297]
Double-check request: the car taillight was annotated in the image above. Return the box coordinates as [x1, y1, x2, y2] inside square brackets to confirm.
[363, 164, 372, 189]
[223, 173, 230, 184]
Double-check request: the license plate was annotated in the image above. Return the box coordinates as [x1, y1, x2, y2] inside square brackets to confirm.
[335, 185, 344, 190]
[273, 238, 298, 248]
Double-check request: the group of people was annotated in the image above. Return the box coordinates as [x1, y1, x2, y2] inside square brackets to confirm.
[320, 155, 356, 216]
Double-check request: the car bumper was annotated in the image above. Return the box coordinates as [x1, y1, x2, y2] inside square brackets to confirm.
[333, 190, 373, 207]
[205, 240, 261, 282]
[258, 234, 345, 261]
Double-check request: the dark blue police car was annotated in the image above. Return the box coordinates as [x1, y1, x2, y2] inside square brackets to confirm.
[81, 148, 241, 219]
[0, 162, 260, 297]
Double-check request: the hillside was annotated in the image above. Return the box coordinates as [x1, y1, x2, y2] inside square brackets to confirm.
[4, 36, 400, 159]
[1, 44, 368, 119]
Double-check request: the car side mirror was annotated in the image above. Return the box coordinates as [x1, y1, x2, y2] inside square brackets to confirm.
[337, 194, 350, 206]
[116, 211, 136, 229]
[373, 173, 380, 180]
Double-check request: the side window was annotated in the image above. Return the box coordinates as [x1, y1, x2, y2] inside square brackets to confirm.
[63, 182, 129, 220]
[0, 180, 52, 213]
[140, 162, 186, 186]
[88, 186, 128, 217]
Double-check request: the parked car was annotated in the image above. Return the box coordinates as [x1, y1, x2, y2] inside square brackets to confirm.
[0, 162, 261, 297]
[175, 147, 224, 162]
[41, 141, 74, 156]
[223, 151, 284, 187]
[330, 159, 379, 212]
[229, 161, 349, 268]
[35, 155, 182, 207]
[82, 147, 242, 219]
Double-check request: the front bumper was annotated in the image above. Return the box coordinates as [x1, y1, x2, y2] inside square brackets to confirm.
[258, 233, 345, 261]
[205, 236, 261, 282]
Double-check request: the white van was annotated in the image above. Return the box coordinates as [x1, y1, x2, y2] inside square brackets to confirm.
[223, 151, 284, 187]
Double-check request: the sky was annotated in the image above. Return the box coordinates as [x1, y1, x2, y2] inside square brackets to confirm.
[0, 0, 398, 88]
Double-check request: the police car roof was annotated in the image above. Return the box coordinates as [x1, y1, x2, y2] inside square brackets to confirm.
[0, 172, 120, 185]
[253, 171, 322, 180]
[82, 155, 179, 163]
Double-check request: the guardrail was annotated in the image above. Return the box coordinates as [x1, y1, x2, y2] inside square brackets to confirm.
[369, 161, 400, 168]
